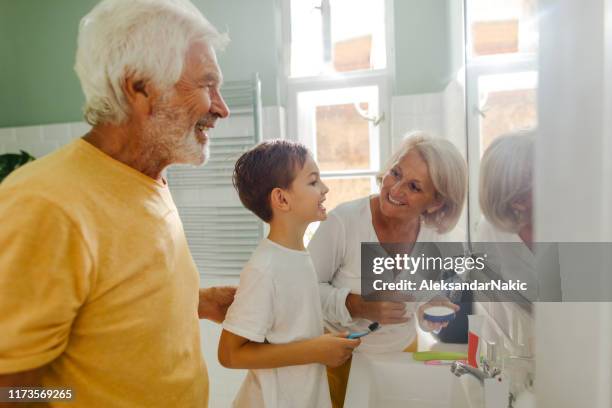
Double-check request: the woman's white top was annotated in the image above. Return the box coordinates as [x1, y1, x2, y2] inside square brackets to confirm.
[307, 196, 443, 353]
[223, 239, 331, 408]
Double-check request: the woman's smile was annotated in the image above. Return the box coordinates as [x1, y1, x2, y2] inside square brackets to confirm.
[387, 193, 406, 206]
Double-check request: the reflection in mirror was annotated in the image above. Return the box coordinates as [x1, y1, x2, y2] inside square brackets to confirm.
[465, 0, 540, 240]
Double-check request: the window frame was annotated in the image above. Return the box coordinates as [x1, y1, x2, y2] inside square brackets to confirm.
[281, 0, 396, 206]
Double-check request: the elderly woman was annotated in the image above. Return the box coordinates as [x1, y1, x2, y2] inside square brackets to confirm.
[477, 131, 534, 250]
[475, 130, 555, 302]
[475, 131, 560, 358]
[308, 132, 467, 407]
[475, 130, 536, 358]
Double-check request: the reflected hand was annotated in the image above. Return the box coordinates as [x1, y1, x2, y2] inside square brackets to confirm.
[417, 297, 460, 333]
[198, 286, 237, 323]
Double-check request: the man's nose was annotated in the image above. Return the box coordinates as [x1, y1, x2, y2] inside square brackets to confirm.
[212, 91, 230, 119]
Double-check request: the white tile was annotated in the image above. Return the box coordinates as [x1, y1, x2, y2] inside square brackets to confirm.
[420, 114, 444, 137]
[4, 140, 60, 159]
[213, 115, 254, 139]
[15, 125, 43, 144]
[262, 106, 286, 140]
[28, 141, 61, 159]
[199, 319, 245, 407]
[391, 95, 417, 115]
[420, 93, 443, 115]
[3, 141, 25, 154]
[69, 122, 91, 138]
[42, 123, 72, 141]
[0, 127, 16, 142]
[392, 114, 420, 140]
[393, 93, 444, 116]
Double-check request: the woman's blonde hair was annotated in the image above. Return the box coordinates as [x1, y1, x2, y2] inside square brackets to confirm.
[377, 131, 467, 233]
[479, 130, 534, 233]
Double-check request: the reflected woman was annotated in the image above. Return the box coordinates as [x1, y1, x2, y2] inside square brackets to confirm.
[476, 131, 538, 300]
[475, 130, 560, 356]
[308, 132, 467, 407]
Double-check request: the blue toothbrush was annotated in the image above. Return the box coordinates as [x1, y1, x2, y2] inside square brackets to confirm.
[348, 322, 380, 339]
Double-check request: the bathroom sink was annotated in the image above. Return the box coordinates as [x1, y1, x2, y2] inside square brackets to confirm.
[344, 351, 484, 408]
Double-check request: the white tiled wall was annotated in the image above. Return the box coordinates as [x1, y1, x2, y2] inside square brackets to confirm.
[200, 277, 246, 407]
[0, 122, 90, 157]
[391, 80, 467, 155]
[391, 92, 445, 150]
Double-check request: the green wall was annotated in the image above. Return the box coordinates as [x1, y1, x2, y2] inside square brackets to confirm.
[0, 4, 16, 123]
[393, 0, 453, 96]
[0, 0, 280, 127]
[0, 0, 456, 127]
[0, 0, 99, 127]
[193, 0, 281, 108]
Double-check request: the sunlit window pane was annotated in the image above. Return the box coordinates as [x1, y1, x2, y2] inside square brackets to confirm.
[290, 0, 325, 77]
[330, 0, 386, 72]
[290, 0, 386, 77]
[478, 72, 537, 152]
[304, 176, 376, 246]
[468, 0, 538, 58]
[316, 103, 370, 171]
[297, 86, 380, 172]
[322, 176, 376, 212]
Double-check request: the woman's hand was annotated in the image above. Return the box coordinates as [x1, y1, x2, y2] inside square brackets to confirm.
[310, 332, 361, 368]
[417, 297, 460, 333]
[345, 293, 412, 325]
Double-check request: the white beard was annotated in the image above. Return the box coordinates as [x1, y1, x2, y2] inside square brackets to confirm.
[142, 100, 209, 167]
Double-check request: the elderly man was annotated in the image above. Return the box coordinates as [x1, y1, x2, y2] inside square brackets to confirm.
[0, 0, 233, 406]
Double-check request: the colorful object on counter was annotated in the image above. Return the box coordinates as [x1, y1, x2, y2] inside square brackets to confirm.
[424, 359, 468, 366]
[412, 351, 468, 361]
[347, 322, 380, 339]
[423, 305, 456, 323]
[467, 315, 485, 368]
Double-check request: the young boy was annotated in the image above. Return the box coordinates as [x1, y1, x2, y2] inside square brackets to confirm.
[219, 140, 360, 408]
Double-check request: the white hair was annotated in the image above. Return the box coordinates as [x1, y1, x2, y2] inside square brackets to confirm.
[74, 0, 229, 126]
[479, 130, 534, 233]
[377, 131, 468, 233]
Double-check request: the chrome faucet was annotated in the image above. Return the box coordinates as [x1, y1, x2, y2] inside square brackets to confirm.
[450, 360, 501, 383]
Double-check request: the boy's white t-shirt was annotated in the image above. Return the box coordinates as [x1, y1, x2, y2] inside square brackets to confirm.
[223, 238, 331, 408]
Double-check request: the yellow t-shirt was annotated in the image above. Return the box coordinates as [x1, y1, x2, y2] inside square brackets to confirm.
[0, 139, 208, 407]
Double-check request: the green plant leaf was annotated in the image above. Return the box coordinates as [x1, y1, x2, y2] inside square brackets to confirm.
[0, 151, 36, 184]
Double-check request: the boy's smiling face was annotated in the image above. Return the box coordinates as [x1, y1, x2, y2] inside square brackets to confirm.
[286, 155, 329, 223]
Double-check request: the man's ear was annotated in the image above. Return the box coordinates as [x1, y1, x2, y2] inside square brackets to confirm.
[122, 73, 156, 117]
[270, 188, 291, 213]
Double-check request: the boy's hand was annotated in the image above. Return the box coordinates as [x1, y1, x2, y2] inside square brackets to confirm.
[312, 332, 360, 368]
[198, 286, 237, 323]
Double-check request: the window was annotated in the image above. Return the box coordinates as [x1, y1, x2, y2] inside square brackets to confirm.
[465, 0, 539, 236]
[289, 0, 388, 78]
[284, 0, 392, 243]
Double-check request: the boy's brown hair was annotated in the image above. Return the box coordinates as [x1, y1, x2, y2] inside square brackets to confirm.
[233, 140, 309, 222]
